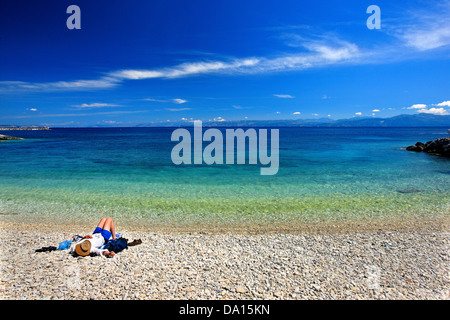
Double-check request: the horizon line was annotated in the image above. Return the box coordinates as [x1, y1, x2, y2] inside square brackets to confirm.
[1, 113, 449, 129]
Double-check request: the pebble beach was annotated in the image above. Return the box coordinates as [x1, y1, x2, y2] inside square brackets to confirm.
[1, 217, 449, 300]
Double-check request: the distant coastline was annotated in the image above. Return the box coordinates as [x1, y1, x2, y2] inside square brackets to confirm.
[0, 125, 50, 131]
[2, 114, 449, 129]
[165, 114, 450, 128]
[61, 114, 450, 128]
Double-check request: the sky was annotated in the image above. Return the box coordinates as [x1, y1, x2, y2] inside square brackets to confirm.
[1, 0, 450, 126]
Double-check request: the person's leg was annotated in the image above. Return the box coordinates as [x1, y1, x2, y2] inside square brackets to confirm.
[96, 217, 107, 229]
[93, 217, 108, 235]
[102, 217, 116, 240]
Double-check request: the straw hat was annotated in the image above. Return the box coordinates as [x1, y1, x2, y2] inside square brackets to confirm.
[75, 240, 91, 256]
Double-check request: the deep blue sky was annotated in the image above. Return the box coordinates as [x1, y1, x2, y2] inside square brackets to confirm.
[1, 0, 449, 126]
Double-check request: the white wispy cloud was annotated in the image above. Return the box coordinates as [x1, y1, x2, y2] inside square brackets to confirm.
[389, 1, 450, 51]
[26, 108, 38, 111]
[404, 99, 450, 115]
[292, 111, 301, 115]
[0, 77, 120, 93]
[130, 39, 357, 77]
[0, 110, 147, 119]
[111, 59, 260, 80]
[230, 105, 254, 110]
[74, 103, 120, 108]
[434, 100, 450, 107]
[407, 104, 428, 109]
[418, 107, 449, 115]
[251, 39, 360, 74]
[144, 98, 166, 102]
[355, 112, 362, 116]
[274, 94, 294, 98]
[165, 108, 191, 112]
[302, 39, 360, 61]
[109, 70, 165, 80]
[0, 39, 360, 93]
[144, 98, 188, 104]
[372, 109, 380, 112]
[403, 26, 450, 51]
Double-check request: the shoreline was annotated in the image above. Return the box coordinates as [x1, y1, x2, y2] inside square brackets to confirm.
[1, 213, 448, 235]
[1, 216, 449, 300]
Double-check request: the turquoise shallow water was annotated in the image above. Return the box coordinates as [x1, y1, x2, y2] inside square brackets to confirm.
[0, 127, 449, 227]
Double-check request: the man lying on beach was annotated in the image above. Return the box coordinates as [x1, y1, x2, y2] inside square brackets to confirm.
[70, 217, 118, 257]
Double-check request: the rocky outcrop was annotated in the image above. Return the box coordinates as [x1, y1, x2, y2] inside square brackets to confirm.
[406, 137, 450, 157]
[0, 134, 24, 140]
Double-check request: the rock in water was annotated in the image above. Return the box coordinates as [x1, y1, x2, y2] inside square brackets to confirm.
[406, 137, 450, 157]
[0, 134, 24, 140]
[406, 142, 425, 152]
[423, 137, 450, 156]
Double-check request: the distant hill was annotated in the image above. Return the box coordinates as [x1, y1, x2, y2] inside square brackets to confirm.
[135, 114, 450, 128]
[330, 114, 450, 127]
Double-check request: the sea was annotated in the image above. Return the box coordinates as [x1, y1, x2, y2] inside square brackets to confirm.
[0, 127, 449, 228]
